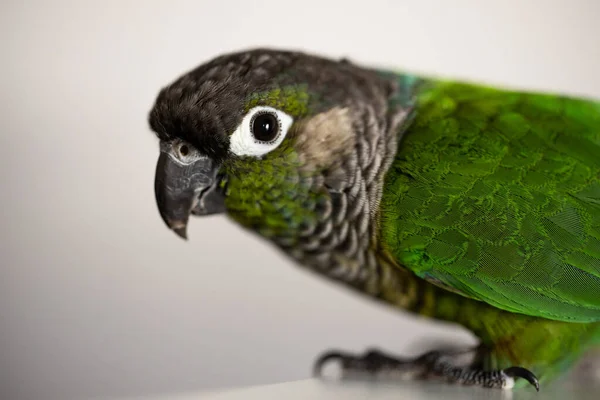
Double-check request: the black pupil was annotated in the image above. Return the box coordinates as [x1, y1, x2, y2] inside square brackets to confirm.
[252, 113, 279, 142]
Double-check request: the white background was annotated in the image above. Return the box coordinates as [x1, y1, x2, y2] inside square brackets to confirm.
[1, 1, 599, 399]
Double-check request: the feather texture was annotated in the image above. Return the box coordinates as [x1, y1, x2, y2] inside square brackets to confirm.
[380, 78, 600, 323]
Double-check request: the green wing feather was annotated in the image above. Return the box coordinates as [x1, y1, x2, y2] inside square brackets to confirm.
[379, 76, 600, 323]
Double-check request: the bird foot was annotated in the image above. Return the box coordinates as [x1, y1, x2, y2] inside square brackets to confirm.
[313, 347, 539, 391]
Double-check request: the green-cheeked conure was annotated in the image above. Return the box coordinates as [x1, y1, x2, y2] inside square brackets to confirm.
[149, 49, 600, 391]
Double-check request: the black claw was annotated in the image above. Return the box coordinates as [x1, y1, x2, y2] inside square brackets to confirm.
[313, 349, 400, 378]
[313, 351, 347, 377]
[314, 347, 540, 392]
[503, 366, 540, 391]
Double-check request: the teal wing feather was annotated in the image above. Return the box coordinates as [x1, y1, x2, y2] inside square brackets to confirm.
[380, 76, 600, 323]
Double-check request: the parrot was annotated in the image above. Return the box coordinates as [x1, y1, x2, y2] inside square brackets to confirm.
[149, 48, 600, 391]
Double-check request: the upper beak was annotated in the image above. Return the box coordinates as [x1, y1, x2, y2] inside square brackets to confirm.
[154, 144, 225, 239]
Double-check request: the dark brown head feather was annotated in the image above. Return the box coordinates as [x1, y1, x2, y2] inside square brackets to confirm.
[148, 48, 396, 162]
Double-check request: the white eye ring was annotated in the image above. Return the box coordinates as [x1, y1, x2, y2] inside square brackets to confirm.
[229, 106, 293, 157]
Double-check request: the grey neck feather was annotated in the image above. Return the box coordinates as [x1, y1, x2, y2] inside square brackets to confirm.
[274, 97, 415, 295]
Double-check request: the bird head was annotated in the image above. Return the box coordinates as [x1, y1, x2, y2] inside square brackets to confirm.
[149, 48, 401, 242]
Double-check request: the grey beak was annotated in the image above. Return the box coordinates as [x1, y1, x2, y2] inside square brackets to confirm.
[154, 148, 225, 239]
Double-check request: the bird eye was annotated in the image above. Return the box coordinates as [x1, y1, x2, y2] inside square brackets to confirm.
[229, 106, 293, 157]
[250, 111, 280, 143]
[169, 140, 200, 164]
[178, 143, 190, 157]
